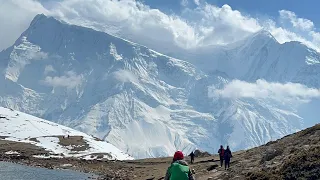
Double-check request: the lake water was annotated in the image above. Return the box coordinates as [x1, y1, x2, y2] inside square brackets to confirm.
[0, 161, 97, 180]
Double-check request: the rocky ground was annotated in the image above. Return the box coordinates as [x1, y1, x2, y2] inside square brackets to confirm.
[1, 124, 319, 180]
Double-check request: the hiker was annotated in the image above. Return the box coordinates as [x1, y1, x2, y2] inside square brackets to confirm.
[189, 151, 195, 164]
[224, 146, 232, 170]
[164, 151, 195, 180]
[218, 145, 225, 167]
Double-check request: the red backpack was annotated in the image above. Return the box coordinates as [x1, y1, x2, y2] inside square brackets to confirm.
[219, 148, 224, 156]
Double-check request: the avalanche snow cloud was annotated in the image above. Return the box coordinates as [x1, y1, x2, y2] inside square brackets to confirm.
[42, 71, 83, 89]
[1, 0, 320, 53]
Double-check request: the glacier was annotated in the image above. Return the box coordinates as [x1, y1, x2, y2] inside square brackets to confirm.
[0, 14, 318, 158]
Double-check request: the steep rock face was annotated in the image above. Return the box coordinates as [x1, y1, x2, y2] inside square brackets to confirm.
[0, 14, 304, 158]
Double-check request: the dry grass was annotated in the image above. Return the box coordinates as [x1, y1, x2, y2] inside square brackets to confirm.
[0, 139, 48, 156]
[57, 136, 89, 151]
[0, 136, 9, 139]
[29, 137, 40, 143]
[280, 146, 320, 179]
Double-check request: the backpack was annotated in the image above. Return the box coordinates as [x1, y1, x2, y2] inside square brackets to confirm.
[224, 150, 232, 159]
[168, 162, 190, 180]
[219, 149, 224, 156]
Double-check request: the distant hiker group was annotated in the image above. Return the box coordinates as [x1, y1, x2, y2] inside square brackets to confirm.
[218, 145, 233, 170]
[165, 146, 233, 179]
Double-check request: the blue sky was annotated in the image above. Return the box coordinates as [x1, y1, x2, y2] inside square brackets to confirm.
[146, 0, 320, 26]
[209, 0, 320, 24]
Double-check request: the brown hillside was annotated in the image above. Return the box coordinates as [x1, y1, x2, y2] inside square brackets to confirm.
[0, 124, 319, 180]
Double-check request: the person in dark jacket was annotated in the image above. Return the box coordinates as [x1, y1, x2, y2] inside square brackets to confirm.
[189, 151, 195, 164]
[224, 146, 232, 170]
[217, 145, 225, 167]
[165, 151, 195, 180]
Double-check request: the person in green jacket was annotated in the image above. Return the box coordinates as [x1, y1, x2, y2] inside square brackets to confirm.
[164, 151, 195, 180]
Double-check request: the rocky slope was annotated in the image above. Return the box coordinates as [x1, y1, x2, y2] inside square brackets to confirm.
[1, 123, 318, 180]
[0, 14, 307, 158]
[203, 123, 320, 180]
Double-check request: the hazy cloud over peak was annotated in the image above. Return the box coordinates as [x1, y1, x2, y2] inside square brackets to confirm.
[1, 0, 320, 53]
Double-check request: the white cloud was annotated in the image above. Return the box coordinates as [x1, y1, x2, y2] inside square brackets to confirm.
[28, 51, 48, 60]
[44, 65, 56, 75]
[42, 71, 82, 88]
[211, 79, 320, 103]
[0, 0, 264, 52]
[1, 0, 320, 53]
[183, 4, 261, 45]
[272, 10, 320, 51]
[279, 10, 314, 31]
[266, 23, 319, 51]
[0, 0, 48, 51]
[50, 0, 201, 50]
[112, 69, 139, 84]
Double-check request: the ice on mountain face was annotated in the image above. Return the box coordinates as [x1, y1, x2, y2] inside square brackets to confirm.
[189, 75, 303, 150]
[110, 43, 123, 61]
[0, 14, 311, 158]
[306, 56, 320, 65]
[0, 14, 210, 158]
[5, 36, 47, 82]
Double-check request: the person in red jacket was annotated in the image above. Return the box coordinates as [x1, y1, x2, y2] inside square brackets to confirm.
[218, 145, 225, 167]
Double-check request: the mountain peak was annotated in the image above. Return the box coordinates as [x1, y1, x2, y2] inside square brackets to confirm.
[249, 29, 278, 43]
[18, 14, 136, 60]
[29, 14, 62, 29]
[226, 29, 278, 52]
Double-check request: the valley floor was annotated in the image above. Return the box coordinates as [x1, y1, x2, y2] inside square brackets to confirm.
[1, 124, 320, 180]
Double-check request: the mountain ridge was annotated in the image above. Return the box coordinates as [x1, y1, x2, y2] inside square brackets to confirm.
[0, 14, 314, 159]
[172, 28, 320, 86]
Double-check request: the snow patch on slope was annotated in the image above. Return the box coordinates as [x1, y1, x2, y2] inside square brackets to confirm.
[110, 43, 123, 61]
[0, 107, 132, 160]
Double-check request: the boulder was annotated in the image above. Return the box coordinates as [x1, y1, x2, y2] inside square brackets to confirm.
[194, 149, 211, 157]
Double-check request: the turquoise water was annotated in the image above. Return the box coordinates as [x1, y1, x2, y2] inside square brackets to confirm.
[0, 161, 97, 180]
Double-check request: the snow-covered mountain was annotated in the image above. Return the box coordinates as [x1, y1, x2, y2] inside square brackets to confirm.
[0, 107, 132, 160]
[0, 14, 312, 158]
[176, 30, 320, 87]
